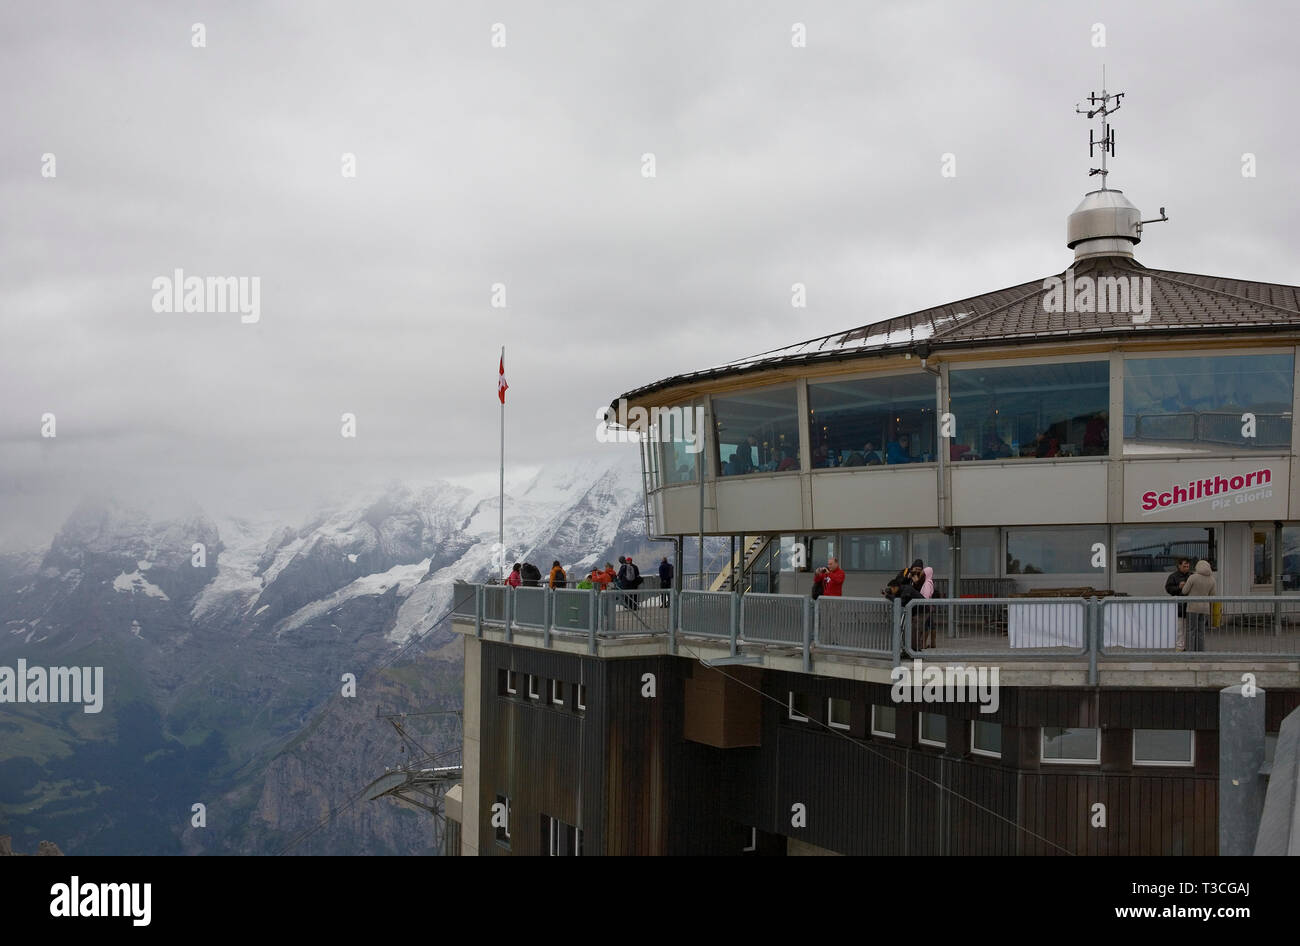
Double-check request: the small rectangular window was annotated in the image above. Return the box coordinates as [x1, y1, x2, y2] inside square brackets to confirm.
[827, 697, 851, 731]
[971, 720, 1001, 758]
[505, 670, 517, 695]
[494, 794, 511, 847]
[1133, 729, 1194, 766]
[919, 713, 946, 748]
[788, 691, 811, 722]
[575, 684, 587, 712]
[871, 705, 896, 738]
[527, 674, 540, 700]
[569, 825, 583, 857]
[1042, 727, 1100, 764]
[551, 679, 565, 706]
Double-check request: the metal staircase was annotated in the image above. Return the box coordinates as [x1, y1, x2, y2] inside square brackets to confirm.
[709, 535, 772, 593]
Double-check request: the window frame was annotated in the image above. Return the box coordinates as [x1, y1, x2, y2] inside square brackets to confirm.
[806, 368, 941, 471]
[1120, 348, 1295, 458]
[1040, 727, 1102, 765]
[505, 670, 517, 696]
[527, 674, 540, 701]
[787, 691, 811, 723]
[918, 712, 947, 748]
[871, 704, 897, 739]
[551, 679, 564, 706]
[970, 720, 1002, 759]
[575, 684, 587, 712]
[827, 696, 851, 731]
[947, 355, 1112, 464]
[1132, 728, 1195, 768]
[711, 382, 803, 480]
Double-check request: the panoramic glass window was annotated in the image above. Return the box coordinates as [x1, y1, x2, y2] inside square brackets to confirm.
[1282, 527, 1300, 592]
[911, 531, 952, 578]
[1116, 526, 1217, 573]
[840, 532, 907, 572]
[1006, 527, 1105, 574]
[713, 386, 801, 476]
[1124, 353, 1294, 455]
[660, 434, 698, 485]
[808, 373, 937, 468]
[949, 360, 1109, 460]
[959, 528, 998, 576]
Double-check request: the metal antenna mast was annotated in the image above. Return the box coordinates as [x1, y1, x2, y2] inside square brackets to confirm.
[1075, 67, 1124, 188]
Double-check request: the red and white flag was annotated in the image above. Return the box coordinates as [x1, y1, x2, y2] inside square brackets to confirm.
[497, 349, 508, 404]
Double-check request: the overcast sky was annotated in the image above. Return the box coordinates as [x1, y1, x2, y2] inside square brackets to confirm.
[2, 0, 1297, 545]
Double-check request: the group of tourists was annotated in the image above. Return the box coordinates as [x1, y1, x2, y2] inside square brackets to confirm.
[503, 555, 675, 609]
[1165, 556, 1217, 652]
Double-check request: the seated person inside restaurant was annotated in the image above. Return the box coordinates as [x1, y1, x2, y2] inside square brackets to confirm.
[776, 446, 798, 471]
[885, 433, 916, 464]
[981, 431, 1012, 460]
[726, 435, 758, 475]
[1033, 429, 1060, 458]
[844, 440, 883, 466]
[1082, 411, 1108, 455]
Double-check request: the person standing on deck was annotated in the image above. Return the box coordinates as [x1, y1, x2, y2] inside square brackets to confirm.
[658, 556, 673, 608]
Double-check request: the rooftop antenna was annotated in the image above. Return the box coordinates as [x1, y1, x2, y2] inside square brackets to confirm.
[1075, 65, 1124, 189]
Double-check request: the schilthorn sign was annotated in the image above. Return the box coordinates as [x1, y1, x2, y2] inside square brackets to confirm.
[596, 398, 705, 453]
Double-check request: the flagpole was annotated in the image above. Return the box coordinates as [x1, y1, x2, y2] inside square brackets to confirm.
[499, 346, 505, 571]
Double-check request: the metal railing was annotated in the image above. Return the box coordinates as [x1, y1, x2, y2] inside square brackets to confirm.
[1099, 596, 1300, 656]
[815, 596, 895, 655]
[454, 583, 1300, 670]
[740, 592, 806, 645]
[905, 597, 1092, 658]
[679, 590, 732, 640]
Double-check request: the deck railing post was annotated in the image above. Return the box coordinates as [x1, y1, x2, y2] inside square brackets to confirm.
[892, 597, 902, 664]
[588, 588, 597, 654]
[802, 596, 812, 673]
[669, 590, 678, 655]
[543, 588, 552, 649]
[1088, 598, 1099, 685]
[475, 584, 483, 637]
[506, 587, 514, 643]
[730, 591, 740, 657]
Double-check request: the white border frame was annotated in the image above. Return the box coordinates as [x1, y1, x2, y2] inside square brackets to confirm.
[787, 691, 810, 722]
[527, 674, 540, 700]
[1132, 728, 1194, 767]
[917, 712, 946, 748]
[575, 684, 586, 711]
[870, 704, 896, 738]
[827, 697, 851, 731]
[970, 720, 1002, 758]
[1040, 726, 1101, 764]
[551, 679, 564, 706]
[505, 670, 517, 695]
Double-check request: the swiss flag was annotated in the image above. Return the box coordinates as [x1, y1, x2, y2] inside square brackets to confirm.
[497, 350, 508, 404]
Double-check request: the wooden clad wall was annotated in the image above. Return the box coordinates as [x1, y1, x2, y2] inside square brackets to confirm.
[478, 643, 1295, 856]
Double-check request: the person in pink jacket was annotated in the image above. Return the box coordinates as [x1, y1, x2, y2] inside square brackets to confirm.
[505, 563, 522, 587]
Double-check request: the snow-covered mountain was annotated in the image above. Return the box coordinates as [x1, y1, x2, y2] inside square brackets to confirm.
[0, 447, 668, 855]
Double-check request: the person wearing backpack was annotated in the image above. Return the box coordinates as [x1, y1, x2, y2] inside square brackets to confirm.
[618, 556, 641, 610]
[520, 562, 542, 587]
[548, 560, 567, 589]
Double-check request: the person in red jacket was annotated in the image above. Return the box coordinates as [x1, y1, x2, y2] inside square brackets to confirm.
[505, 563, 522, 587]
[817, 557, 846, 597]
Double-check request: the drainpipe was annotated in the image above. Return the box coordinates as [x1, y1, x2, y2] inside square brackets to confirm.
[920, 357, 949, 598]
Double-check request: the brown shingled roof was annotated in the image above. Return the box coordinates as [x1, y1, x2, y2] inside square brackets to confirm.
[620, 256, 1300, 402]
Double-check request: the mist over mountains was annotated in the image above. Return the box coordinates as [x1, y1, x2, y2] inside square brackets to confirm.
[0, 448, 674, 854]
